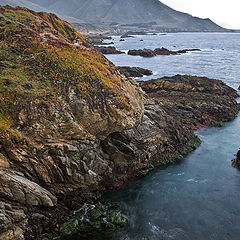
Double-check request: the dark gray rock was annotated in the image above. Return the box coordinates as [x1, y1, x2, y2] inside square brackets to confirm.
[128, 48, 200, 57]
[118, 66, 153, 78]
[94, 46, 125, 54]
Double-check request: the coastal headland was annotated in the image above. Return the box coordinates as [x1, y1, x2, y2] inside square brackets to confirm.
[0, 6, 239, 240]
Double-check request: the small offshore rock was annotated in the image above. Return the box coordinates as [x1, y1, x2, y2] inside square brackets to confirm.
[95, 46, 125, 54]
[232, 148, 240, 168]
[118, 66, 153, 78]
[128, 47, 200, 57]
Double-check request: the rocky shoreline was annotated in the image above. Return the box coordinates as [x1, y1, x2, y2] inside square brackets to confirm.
[0, 6, 239, 240]
[24, 74, 239, 240]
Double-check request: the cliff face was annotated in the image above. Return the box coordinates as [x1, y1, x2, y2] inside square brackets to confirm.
[0, 6, 144, 239]
[0, 7, 238, 240]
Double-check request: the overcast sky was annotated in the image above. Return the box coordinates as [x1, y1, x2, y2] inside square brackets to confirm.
[161, 0, 240, 29]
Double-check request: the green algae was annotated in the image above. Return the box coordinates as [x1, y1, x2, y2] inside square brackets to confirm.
[59, 202, 127, 240]
[210, 121, 223, 127]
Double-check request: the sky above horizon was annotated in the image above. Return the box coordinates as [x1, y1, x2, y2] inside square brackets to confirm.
[161, 0, 240, 29]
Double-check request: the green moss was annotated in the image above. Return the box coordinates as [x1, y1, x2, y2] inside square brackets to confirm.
[60, 219, 78, 238]
[107, 212, 127, 227]
[188, 136, 202, 150]
[210, 121, 223, 127]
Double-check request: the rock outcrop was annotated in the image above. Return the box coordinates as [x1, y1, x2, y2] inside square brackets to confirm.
[0, 6, 239, 240]
[140, 75, 239, 129]
[85, 35, 113, 46]
[232, 148, 240, 168]
[117, 66, 153, 78]
[128, 48, 200, 57]
[94, 46, 125, 54]
[0, 6, 143, 239]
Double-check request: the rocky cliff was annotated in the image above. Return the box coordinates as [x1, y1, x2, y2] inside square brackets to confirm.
[0, 6, 239, 240]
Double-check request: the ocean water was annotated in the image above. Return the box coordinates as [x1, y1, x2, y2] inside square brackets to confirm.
[102, 33, 240, 240]
[105, 32, 240, 90]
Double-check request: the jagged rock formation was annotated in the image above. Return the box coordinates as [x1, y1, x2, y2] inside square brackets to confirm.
[0, 7, 238, 240]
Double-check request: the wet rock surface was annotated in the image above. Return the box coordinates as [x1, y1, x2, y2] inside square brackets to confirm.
[117, 66, 153, 78]
[128, 47, 200, 57]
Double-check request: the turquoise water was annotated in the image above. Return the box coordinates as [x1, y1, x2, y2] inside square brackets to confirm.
[102, 33, 240, 240]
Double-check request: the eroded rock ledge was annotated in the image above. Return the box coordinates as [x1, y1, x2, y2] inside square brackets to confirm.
[0, 6, 239, 240]
[140, 75, 239, 129]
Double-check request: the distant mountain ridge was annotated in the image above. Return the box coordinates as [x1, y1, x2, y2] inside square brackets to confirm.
[0, 0, 49, 12]
[1, 0, 227, 32]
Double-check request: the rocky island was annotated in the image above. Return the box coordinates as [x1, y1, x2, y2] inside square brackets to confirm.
[94, 46, 125, 54]
[128, 48, 200, 57]
[117, 66, 153, 78]
[0, 6, 239, 240]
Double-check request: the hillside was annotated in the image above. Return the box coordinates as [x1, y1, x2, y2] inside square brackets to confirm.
[26, 0, 225, 32]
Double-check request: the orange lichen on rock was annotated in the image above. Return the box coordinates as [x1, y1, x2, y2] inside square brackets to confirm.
[0, 6, 142, 137]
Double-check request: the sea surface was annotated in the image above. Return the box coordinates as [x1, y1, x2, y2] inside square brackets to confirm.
[102, 33, 240, 240]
